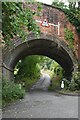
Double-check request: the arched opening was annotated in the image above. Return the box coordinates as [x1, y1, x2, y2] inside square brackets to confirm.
[3, 33, 76, 81]
[14, 55, 64, 91]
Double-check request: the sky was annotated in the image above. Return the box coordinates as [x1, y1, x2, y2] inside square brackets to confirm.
[36, 0, 78, 6]
[36, 0, 69, 5]
[37, 0, 53, 5]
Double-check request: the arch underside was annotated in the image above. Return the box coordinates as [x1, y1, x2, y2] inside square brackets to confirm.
[4, 41, 75, 74]
[3, 33, 77, 80]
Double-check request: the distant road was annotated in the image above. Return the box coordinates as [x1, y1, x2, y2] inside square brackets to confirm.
[31, 73, 51, 91]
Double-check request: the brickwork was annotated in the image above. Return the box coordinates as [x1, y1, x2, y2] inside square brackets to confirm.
[27, 3, 79, 59]
[2, 3, 79, 80]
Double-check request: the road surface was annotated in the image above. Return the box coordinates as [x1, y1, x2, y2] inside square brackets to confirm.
[2, 91, 78, 118]
[31, 73, 51, 91]
[2, 73, 78, 118]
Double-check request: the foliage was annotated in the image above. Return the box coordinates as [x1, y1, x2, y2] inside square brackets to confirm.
[39, 57, 64, 91]
[51, 1, 80, 92]
[15, 55, 41, 80]
[48, 63, 80, 92]
[63, 78, 70, 90]
[15, 55, 65, 91]
[48, 62, 63, 91]
[72, 71, 80, 80]
[49, 71, 80, 92]
[63, 71, 80, 91]
[68, 80, 78, 91]
[2, 2, 40, 46]
[0, 74, 2, 108]
[64, 28, 74, 49]
[52, 2, 80, 35]
[48, 75, 61, 91]
[71, 71, 80, 90]
[2, 78, 25, 106]
[39, 56, 54, 70]
[54, 63, 63, 77]
[78, 63, 80, 71]
[14, 55, 43, 90]
[50, 61, 64, 80]
[39, 56, 64, 77]
[17, 77, 38, 91]
[15, 56, 59, 81]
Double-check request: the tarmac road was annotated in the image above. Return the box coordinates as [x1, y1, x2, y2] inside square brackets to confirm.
[2, 73, 78, 118]
[30, 73, 51, 91]
[2, 91, 78, 118]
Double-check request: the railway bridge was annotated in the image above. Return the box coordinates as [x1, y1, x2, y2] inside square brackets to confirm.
[2, 3, 79, 80]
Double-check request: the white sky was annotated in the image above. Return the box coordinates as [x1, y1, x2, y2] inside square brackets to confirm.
[36, 0, 53, 5]
[37, 0, 69, 6]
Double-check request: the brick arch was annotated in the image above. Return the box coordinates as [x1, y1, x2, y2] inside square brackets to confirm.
[3, 33, 77, 80]
[28, 3, 79, 59]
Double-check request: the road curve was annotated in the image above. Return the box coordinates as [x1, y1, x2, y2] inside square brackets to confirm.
[31, 73, 51, 91]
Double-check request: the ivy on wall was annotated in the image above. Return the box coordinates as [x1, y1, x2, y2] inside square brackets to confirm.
[64, 28, 74, 50]
[2, 2, 41, 46]
[52, 2, 80, 35]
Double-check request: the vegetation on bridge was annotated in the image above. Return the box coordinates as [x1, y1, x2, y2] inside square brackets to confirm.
[2, 1, 80, 106]
[64, 28, 74, 50]
[52, 1, 80, 71]
[2, 2, 41, 106]
[2, 2, 41, 45]
[52, 2, 80, 35]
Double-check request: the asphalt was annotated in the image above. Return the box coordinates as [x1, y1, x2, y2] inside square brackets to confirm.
[2, 73, 79, 118]
[30, 73, 51, 91]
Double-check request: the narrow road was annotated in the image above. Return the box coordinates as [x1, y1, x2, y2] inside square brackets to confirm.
[31, 73, 51, 91]
[2, 91, 78, 118]
[2, 74, 78, 118]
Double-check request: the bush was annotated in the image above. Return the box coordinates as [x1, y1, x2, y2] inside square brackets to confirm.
[48, 75, 61, 91]
[64, 71, 80, 91]
[16, 77, 38, 91]
[2, 78, 25, 106]
[48, 71, 80, 92]
[63, 78, 70, 90]
[72, 72, 80, 89]
[68, 80, 78, 91]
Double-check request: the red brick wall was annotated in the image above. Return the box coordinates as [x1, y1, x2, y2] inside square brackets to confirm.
[26, 3, 80, 60]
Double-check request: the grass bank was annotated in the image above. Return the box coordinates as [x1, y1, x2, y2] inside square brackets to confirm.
[19, 76, 39, 91]
[2, 79, 25, 107]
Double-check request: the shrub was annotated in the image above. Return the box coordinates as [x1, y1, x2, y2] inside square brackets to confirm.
[72, 71, 80, 90]
[48, 71, 80, 92]
[64, 71, 80, 91]
[48, 75, 61, 91]
[63, 78, 70, 90]
[64, 28, 74, 49]
[17, 77, 38, 91]
[68, 79, 78, 91]
[2, 78, 25, 106]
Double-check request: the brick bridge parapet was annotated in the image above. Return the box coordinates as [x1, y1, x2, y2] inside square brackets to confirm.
[2, 3, 79, 80]
[26, 3, 79, 59]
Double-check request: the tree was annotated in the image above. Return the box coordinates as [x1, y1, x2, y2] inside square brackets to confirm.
[15, 55, 42, 80]
[52, 2, 80, 35]
[2, 2, 41, 46]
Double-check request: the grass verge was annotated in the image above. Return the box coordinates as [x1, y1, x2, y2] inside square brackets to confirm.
[2, 79, 25, 107]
